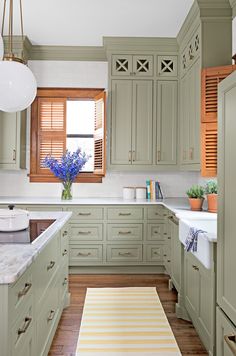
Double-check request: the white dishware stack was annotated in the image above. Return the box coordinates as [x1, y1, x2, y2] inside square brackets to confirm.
[123, 187, 135, 200]
[136, 187, 147, 200]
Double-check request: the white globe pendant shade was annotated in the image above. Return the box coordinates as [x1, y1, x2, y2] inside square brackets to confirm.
[0, 60, 37, 112]
[0, 35, 3, 60]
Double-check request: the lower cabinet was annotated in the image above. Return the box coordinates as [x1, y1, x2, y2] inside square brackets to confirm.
[169, 215, 181, 292]
[216, 307, 236, 356]
[0, 225, 70, 356]
[184, 251, 215, 355]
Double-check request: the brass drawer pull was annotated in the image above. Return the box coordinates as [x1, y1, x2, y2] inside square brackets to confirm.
[167, 259, 171, 263]
[157, 150, 161, 162]
[78, 252, 91, 257]
[18, 283, 32, 298]
[18, 317, 32, 335]
[62, 230, 68, 237]
[119, 213, 131, 216]
[78, 231, 92, 235]
[62, 249, 68, 256]
[168, 216, 179, 225]
[163, 232, 167, 235]
[224, 335, 236, 355]
[153, 251, 159, 255]
[13, 149, 16, 161]
[47, 261, 55, 270]
[163, 254, 167, 257]
[47, 309, 55, 322]
[132, 151, 136, 162]
[128, 151, 132, 163]
[192, 265, 199, 271]
[168, 237, 171, 240]
[118, 252, 132, 257]
[118, 231, 132, 235]
[63, 277, 68, 286]
[78, 212, 91, 216]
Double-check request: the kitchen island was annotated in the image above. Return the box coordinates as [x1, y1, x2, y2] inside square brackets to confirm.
[0, 210, 72, 356]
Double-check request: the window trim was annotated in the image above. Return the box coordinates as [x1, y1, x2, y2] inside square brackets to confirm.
[29, 88, 106, 183]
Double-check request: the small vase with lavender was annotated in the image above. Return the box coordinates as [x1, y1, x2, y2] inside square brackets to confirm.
[43, 149, 90, 200]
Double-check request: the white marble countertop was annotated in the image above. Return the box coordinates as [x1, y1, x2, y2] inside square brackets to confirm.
[0, 211, 72, 285]
[0, 196, 216, 217]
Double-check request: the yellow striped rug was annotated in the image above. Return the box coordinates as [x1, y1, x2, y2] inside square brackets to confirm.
[76, 287, 182, 355]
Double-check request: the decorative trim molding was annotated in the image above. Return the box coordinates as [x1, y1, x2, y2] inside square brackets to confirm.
[229, 0, 236, 16]
[30, 45, 107, 61]
[103, 36, 179, 53]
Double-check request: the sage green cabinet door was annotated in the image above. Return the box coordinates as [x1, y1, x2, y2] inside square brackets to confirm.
[112, 55, 132, 76]
[132, 55, 153, 77]
[0, 111, 18, 166]
[156, 81, 177, 165]
[111, 80, 132, 164]
[132, 80, 153, 165]
[218, 72, 236, 326]
[180, 73, 190, 164]
[216, 307, 236, 356]
[185, 252, 199, 316]
[189, 59, 200, 164]
[170, 218, 181, 292]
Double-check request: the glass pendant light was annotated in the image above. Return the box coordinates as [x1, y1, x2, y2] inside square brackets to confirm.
[0, 0, 37, 113]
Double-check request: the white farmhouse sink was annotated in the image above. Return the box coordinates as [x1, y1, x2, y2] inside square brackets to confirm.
[179, 218, 217, 269]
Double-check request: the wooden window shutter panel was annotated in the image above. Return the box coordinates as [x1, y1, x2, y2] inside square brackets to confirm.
[201, 65, 236, 123]
[94, 91, 106, 176]
[37, 97, 66, 175]
[201, 122, 217, 177]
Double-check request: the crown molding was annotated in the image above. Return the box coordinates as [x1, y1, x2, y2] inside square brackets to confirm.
[103, 37, 179, 54]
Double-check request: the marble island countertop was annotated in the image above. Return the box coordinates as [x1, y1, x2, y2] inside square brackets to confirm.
[0, 211, 72, 285]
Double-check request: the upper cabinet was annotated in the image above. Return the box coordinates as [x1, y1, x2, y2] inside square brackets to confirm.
[112, 54, 153, 77]
[157, 56, 178, 78]
[111, 79, 153, 165]
[0, 110, 26, 170]
[178, 0, 232, 171]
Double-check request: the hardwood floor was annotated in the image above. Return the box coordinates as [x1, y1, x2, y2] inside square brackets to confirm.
[49, 274, 208, 356]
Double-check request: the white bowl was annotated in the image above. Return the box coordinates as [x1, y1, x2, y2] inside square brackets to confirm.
[0, 208, 29, 231]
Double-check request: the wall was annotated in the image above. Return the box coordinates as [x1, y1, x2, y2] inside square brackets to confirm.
[0, 60, 199, 198]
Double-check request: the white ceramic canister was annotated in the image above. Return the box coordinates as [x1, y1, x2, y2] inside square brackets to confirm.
[123, 187, 135, 200]
[135, 187, 147, 200]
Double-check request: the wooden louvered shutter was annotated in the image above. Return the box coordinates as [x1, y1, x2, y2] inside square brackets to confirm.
[201, 65, 236, 177]
[201, 123, 217, 177]
[94, 91, 106, 176]
[201, 65, 236, 123]
[34, 97, 66, 177]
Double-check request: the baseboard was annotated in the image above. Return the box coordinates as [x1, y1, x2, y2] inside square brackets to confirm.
[69, 265, 165, 274]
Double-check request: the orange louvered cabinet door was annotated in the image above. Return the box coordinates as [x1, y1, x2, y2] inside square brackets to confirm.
[201, 122, 218, 177]
[201, 65, 236, 123]
[201, 65, 236, 177]
[94, 91, 106, 176]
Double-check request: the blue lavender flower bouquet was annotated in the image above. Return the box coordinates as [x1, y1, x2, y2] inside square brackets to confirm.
[43, 149, 90, 200]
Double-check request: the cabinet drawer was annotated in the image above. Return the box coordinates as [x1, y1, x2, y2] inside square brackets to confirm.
[69, 245, 103, 264]
[146, 245, 164, 263]
[107, 224, 143, 242]
[36, 278, 59, 356]
[34, 233, 59, 311]
[107, 207, 143, 220]
[11, 298, 34, 356]
[147, 206, 164, 220]
[70, 224, 103, 242]
[68, 207, 103, 221]
[147, 223, 165, 241]
[9, 266, 33, 325]
[107, 245, 142, 262]
[26, 205, 62, 211]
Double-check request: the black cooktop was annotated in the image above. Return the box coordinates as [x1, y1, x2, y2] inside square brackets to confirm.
[0, 219, 56, 244]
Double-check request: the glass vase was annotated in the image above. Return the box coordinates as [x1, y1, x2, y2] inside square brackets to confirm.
[61, 181, 73, 200]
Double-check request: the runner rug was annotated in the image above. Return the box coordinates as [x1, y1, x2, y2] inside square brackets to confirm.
[76, 287, 182, 355]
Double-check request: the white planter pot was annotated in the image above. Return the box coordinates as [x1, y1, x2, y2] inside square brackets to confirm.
[0, 208, 29, 231]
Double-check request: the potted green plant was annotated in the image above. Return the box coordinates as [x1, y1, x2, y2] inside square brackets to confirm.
[186, 185, 205, 211]
[205, 180, 217, 213]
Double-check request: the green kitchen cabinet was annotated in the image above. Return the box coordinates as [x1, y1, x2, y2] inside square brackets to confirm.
[179, 58, 200, 167]
[156, 81, 177, 165]
[216, 307, 236, 356]
[111, 54, 153, 77]
[111, 79, 153, 165]
[184, 250, 215, 354]
[169, 216, 181, 292]
[0, 110, 26, 170]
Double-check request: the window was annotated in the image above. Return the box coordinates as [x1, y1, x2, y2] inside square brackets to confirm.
[30, 88, 106, 183]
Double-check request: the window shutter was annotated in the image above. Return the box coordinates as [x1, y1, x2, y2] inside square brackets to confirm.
[94, 91, 106, 176]
[201, 65, 236, 123]
[201, 122, 218, 177]
[37, 98, 66, 174]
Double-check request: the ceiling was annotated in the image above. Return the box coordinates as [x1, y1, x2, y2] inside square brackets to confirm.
[0, 0, 194, 46]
